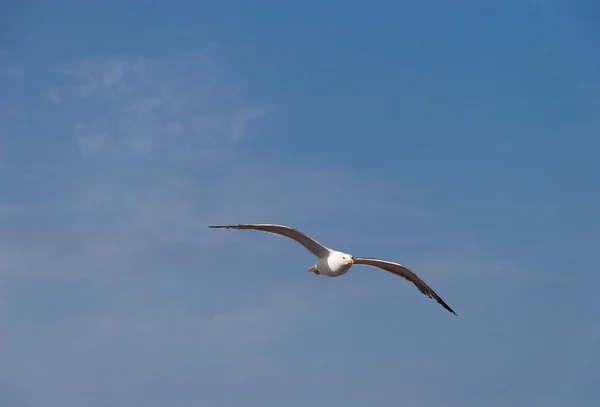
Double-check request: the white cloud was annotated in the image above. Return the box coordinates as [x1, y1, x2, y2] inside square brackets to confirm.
[76, 81, 98, 97]
[45, 88, 62, 104]
[131, 96, 163, 116]
[74, 122, 108, 153]
[230, 105, 272, 139]
[0, 48, 457, 389]
[55, 49, 269, 157]
[101, 58, 126, 89]
[58, 55, 142, 98]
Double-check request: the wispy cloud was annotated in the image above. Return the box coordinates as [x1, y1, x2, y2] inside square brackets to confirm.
[0, 42, 474, 407]
[54, 50, 268, 158]
[100, 58, 127, 89]
[45, 88, 62, 104]
[57, 55, 145, 98]
[1, 44, 441, 280]
[74, 122, 108, 153]
[230, 105, 272, 139]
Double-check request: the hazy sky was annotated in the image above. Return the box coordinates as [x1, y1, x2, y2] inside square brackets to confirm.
[1, 1, 599, 406]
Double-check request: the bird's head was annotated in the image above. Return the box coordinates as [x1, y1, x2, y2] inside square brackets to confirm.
[330, 251, 354, 270]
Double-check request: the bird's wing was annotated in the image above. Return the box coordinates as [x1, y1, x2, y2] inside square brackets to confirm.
[208, 224, 330, 257]
[353, 257, 457, 315]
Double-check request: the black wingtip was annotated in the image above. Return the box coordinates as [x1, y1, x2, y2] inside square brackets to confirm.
[438, 299, 457, 316]
[446, 305, 458, 316]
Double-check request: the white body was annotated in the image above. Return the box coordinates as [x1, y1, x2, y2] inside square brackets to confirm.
[312, 250, 354, 277]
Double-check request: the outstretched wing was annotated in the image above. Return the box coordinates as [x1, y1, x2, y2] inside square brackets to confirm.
[353, 257, 457, 315]
[208, 224, 330, 257]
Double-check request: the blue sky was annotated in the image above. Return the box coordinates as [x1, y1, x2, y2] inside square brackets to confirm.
[1, 1, 599, 406]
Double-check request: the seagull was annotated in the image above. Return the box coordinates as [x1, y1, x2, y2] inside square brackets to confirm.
[209, 223, 457, 315]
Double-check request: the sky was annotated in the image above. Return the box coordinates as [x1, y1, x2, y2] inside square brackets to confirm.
[1, 1, 599, 406]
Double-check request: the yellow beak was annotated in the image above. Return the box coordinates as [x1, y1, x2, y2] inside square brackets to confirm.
[346, 258, 354, 265]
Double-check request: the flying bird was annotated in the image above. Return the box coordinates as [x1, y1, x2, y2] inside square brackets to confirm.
[209, 223, 457, 315]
